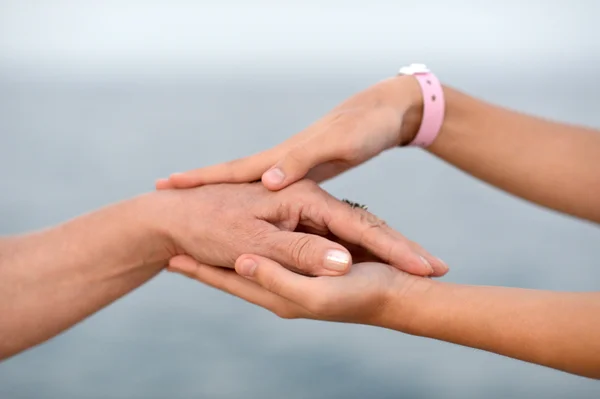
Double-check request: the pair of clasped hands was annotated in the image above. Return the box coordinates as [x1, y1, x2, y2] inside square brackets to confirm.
[155, 75, 448, 325]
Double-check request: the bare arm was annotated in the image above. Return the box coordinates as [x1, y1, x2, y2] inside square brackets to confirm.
[397, 279, 600, 379]
[1, 180, 422, 360]
[0, 194, 169, 359]
[168, 256, 600, 379]
[401, 80, 600, 223]
[161, 74, 600, 224]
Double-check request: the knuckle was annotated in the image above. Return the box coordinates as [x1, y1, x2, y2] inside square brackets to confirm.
[358, 209, 387, 228]
[384, 241, 410, 265]
[289, 235, 315, 270]
[357, 212, 388, 243]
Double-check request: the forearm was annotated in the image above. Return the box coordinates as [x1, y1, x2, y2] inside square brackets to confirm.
[400, 78, 600, 223]
[0, 193, 171, 359]
[386, 279, 600, 379]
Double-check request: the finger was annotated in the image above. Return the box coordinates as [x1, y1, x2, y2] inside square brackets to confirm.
[290, 228, 383, 264]
[167, 254, 202, 274]
[167, 255, 305, 318]
[329, 238, 384, 264]
[167, 149, 280, 189]
[305, 161, 352, 184]
[235, 254, 316, 306]
[261, 139, 338, 191]
[261, 231, 352, 277]
[407, 241, 449, 277]
[155, 178, 173, 190]
[325, 200, 434, 276]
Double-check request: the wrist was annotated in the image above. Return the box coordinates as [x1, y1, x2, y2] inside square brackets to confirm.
[376, 273, 437, 333]
[395, 75, 425, 146]
[131, 191, 180, 266]
[375, 75, 423, 146]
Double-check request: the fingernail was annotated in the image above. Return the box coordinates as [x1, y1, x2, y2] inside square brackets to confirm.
[420, 256, 434, 274]
[325, 249, 351, 272]
[263, 168, 285, 185]
[437, 257, 449, 271]
[238, 259, 257, 277]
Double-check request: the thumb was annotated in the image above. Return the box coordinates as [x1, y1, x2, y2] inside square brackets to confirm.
[262, 231, 352, 277]
[261, 140, 332, 190]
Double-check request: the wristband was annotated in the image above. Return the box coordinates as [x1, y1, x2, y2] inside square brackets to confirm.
[398, 63, 445, 148]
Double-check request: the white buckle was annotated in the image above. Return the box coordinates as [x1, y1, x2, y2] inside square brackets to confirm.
[398, 63, 430, 75]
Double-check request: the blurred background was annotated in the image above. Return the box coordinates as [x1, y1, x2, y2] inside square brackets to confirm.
[1, 0, 599, 398]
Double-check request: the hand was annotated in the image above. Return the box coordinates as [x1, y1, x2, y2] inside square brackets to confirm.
[157, 180, 447, 277]
[155, 75, 423, 191]
[166, 254, 433, 327]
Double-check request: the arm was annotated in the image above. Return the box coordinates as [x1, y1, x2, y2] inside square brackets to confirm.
[159, 73, 600, 223]
[396, 278, 600, 379]
[0, 194, 170, 360]
[401, 79, 600, 223]
[168, 256, 600, 380]
[1, 180, 435, 360]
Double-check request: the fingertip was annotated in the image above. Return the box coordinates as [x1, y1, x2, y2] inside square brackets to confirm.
[416, 254, 449, 277]
[167, 172, 188, 187]
[430, 257, 450, 277]
[393, 254, 434, 277]
[170, 171, 206, 188]
[236, 256, 258, 277]
[261, 168, 288, 190]
[155, 178, 172, 190]
[236, 254, 290, 283]
[323, 248, 352, 275]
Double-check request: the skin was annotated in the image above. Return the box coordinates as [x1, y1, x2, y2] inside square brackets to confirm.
[157, 75, 600, 223]
[0, 181, 445, 360]
[159, 74, 600, 378]
[169, 256, 600, 379]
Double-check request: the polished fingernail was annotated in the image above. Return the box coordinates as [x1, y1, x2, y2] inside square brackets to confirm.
[263, 168, 285, 185]
[238, 259, 257, 277]
[325, 249, 351, 272]
[420, 256, 434, 274]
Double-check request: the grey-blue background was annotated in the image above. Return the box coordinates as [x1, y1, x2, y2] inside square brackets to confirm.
[1, 1, 599, 398]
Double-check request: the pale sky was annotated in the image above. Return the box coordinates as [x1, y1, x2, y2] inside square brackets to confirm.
[0, 0, 597, 75]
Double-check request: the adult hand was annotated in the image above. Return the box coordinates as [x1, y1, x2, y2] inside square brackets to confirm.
[158, 180, 447, 277]
[166, 255, 432, 327]
[155, 75, 423, 191]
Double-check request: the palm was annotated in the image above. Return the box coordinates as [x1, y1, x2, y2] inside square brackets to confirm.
[305, 262, 414, 324]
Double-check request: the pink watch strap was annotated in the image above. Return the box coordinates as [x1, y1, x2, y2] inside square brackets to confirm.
[399, 65, 445, 148]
